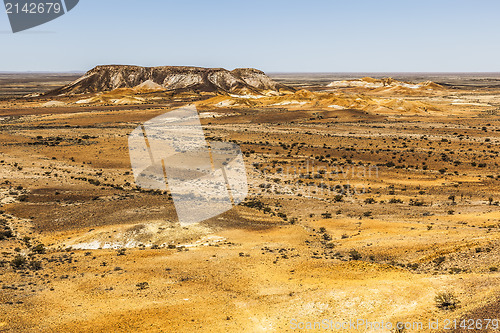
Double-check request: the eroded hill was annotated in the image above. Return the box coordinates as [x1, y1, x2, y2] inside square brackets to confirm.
[46, 65, 295, 97]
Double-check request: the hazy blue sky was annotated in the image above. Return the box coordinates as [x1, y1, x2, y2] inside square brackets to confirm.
[1, 0, 500, 72]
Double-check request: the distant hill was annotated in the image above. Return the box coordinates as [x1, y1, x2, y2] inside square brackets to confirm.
[45, 65, 294, 96]
[327, 77, 445, 94]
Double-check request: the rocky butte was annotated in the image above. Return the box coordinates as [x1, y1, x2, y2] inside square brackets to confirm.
[46, 65, 294, 96]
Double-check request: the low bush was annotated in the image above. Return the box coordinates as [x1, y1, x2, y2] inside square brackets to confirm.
[435, 292, 459, 311]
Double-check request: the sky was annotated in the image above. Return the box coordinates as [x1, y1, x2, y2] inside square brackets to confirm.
[1, 0, 500, 72]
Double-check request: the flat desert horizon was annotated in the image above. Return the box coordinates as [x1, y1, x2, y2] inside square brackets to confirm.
[3, 71, 500, 96]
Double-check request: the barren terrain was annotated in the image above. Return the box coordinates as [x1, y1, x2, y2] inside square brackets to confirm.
[0, 71, 498, 332]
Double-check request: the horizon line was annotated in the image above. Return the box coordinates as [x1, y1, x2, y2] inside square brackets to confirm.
[2, 70, 500, 75]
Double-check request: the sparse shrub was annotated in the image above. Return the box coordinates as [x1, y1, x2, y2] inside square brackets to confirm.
[277, 212, 287, 221]
[349, 249, 362, 261]
[117, 248, 126, 256]
[490, 267, 498, 272]
[242, 199, 265, 210]
[434, 256, 445, 265]
[407, 263, 419, 270]
[22, 236, 31, 245]
[32, 244, 46, 254]
[11, 255, 27, 269]
[364, 198, 376, 204]
[435, 292, 459, 310]
[29, 260, 42, 271]
[333, 195, 343, 202]
[409, 199, 424, 207]
[0, 228, 13, 240]
[88, 179, 101, 186]
[136, 282, 149, 290]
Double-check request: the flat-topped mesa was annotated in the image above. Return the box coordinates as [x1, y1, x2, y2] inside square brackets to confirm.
[46, 65, 294, 96]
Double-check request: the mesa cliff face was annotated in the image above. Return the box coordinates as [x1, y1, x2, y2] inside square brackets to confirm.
[47, 65, 294, 96]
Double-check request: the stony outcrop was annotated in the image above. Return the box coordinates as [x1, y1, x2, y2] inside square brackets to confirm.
[46, 65, 294, 96]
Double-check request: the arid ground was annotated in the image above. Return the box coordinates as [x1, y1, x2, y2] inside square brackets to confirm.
[0, 72, 498, 332]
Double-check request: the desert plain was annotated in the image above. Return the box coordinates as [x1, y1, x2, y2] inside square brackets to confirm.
[0, 69, 498, 332]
